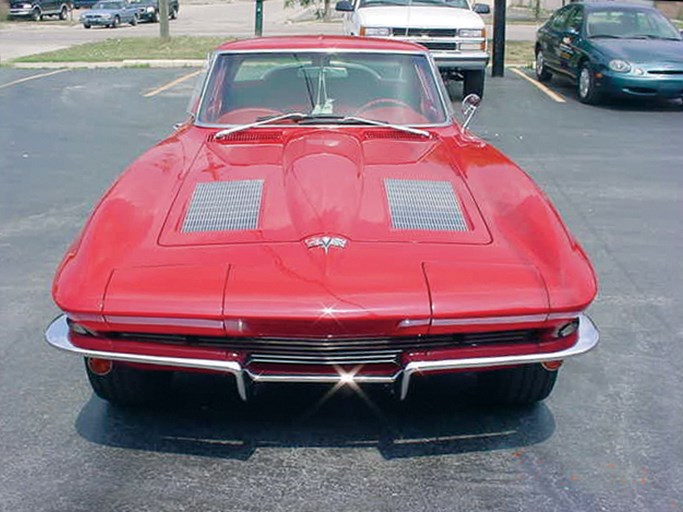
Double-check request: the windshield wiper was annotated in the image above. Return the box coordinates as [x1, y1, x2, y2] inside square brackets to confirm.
[214, 113, 431, 139]
[298, 114, 431, 137]
[214, 112, 307, 139]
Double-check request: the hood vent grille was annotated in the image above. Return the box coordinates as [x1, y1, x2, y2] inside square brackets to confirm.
[385, 179, 468, 232]
[210, 131, 283, 143]
[364, 130, 428, 141]
[182, 180, 263, 233]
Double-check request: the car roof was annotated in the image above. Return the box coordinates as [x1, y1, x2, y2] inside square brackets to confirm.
[575, 2, 659, 12]
[215, 35, 429, 53]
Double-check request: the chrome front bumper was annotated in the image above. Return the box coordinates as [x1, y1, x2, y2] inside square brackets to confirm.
[45, 314, 599, 401]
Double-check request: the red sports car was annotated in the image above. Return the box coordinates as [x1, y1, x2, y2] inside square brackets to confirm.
[46, 36, 599, 407]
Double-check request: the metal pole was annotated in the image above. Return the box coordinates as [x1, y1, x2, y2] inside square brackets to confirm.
[492, 0, 506, 77]
[255, 0, 263, 36]
[159, 0, 170, 40]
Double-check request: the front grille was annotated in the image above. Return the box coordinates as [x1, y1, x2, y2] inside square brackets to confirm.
[108, 329, 539, 365]
[421, 42, 458, 51]
[392, 27, 457, 38]
[647, 70, 683, 75]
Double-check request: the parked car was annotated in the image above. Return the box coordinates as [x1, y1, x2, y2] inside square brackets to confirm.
[8, 0, 70, 21]
[79, 0, 137, 27]
[129, 0, 178, 22]
[45, 36, 599, 408]
[336, 0, 490, 97]
[536, 2, 683, 104]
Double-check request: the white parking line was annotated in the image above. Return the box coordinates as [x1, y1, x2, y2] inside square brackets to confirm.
[509, 68, 566, 103]
[0, 69, 69, 91]
[143, 70, 201, 98]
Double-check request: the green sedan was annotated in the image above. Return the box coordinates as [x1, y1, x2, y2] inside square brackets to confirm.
[535, 2, 683, 104]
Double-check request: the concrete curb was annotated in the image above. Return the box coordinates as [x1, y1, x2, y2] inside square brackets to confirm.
[12, 59, 205, 69]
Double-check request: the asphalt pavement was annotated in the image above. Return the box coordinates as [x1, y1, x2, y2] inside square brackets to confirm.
[0, 67, 682, 511]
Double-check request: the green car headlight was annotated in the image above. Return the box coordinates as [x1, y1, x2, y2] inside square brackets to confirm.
[608, 59, 631, 73]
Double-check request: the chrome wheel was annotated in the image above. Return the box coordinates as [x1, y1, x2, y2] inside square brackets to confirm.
[579, 67, 591, 99]
[535, 50, 552, 82]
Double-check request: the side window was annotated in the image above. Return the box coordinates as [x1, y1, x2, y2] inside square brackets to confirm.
[551, 7, 571, 31]
[566, 7, 584, 33]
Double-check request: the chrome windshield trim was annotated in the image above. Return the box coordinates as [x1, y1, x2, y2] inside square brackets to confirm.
[195, 48, 454, 129]
[45, 313, 598, 402]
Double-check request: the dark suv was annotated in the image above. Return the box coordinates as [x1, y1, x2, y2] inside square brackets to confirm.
[9, 0, 71, 20]
[129, 0, 178, 22]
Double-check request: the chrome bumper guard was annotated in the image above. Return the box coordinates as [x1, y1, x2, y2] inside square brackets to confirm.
[45, 314, 599, 401]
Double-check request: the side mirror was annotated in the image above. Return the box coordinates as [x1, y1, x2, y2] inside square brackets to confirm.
[461, 93, 481, 130]
[566, 26, 579, 37]
[473, 3, 490, 14]
[335, 1, 354, 12]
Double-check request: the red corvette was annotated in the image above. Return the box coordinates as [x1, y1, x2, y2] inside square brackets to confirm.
[46, 36, 599, 406]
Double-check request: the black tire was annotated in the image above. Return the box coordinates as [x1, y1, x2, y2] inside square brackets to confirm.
[463, 70, 485, 98]
[170, 5, 177, 19]
[151, 9, 159, 22]
[577, 61, 601, 105]
[59, 5, 68, 19]
[85, 358, 173, 406]
[83, 23, 90, 28]
[535, 49, 552, 82]
[31, 8, 42, 21]
[130, 14, 137, 25]
[478, 364, 558, 405]
[111, 15, 119, 27]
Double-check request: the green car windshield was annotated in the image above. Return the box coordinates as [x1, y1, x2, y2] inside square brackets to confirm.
[197, 52, 448, 126]
[93, 1, 123, 8]
[586, 8, 682, 40]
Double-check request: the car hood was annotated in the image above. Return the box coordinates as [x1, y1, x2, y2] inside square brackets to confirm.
[159, 129, 491, 246]
[592, 38, 683, 65]
[357, 5, 484, 29]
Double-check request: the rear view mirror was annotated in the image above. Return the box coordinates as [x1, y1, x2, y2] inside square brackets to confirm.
[336, 1, 354, 12]
[473, 3, 490, 14]
[461, 93, 481, 130]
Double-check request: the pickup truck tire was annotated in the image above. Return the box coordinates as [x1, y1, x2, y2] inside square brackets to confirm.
[463, 70, 485, 98]
[477, 363, 558, 405]
[85, 358, 173, 406]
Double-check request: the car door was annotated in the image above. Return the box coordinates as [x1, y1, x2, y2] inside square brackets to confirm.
[559, 5, 585, 78]
[342, 0, 361, 36]
[539, 5, 573, 73]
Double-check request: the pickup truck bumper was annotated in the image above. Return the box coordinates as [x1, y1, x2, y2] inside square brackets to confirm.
[432, 51, 489, 71]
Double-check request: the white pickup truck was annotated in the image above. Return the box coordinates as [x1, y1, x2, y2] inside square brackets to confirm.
[336, 0, 490, 97]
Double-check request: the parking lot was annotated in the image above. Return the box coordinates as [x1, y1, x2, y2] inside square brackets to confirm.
[1, 67, 682, 511]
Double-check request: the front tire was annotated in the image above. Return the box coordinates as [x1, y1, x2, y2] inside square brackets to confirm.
[478, 364, 558, 405]
[85, 358, 173, 406]
[83, 23, 91, 28]
[577, 61, 601, 105]
[59, 5, 68, 19]
[535, 49, 552, 82]
[130, 14, 137, 25]
[31, 8, 42, 21]
[170, 5, 177, 19]
[463, 70, 485, 98]
[151, 9, 159, 22]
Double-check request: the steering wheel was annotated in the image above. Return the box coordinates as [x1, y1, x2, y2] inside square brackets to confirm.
[355, 98, 414, 116]
[216, 108, 283, 124]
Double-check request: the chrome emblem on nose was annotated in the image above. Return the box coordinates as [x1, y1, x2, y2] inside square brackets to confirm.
[305, 236, 347, 254]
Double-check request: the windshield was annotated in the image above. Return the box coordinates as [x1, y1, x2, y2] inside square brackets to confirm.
[93, 1, 122, 8]
[197, 52, 448, 126]
[586, 8, 681, 40]
[359, 0, 470, 8]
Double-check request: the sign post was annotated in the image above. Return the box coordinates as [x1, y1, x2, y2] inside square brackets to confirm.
[255, 0, 263, 36]
[492, 0, 506, 77]
[159, 0, 170, 40]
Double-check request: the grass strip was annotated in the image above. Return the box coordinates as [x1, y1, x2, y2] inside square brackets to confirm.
[14, 36, 231, 62]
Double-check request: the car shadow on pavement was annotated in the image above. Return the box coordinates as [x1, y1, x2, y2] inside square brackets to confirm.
[75, 372, 555, 461]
